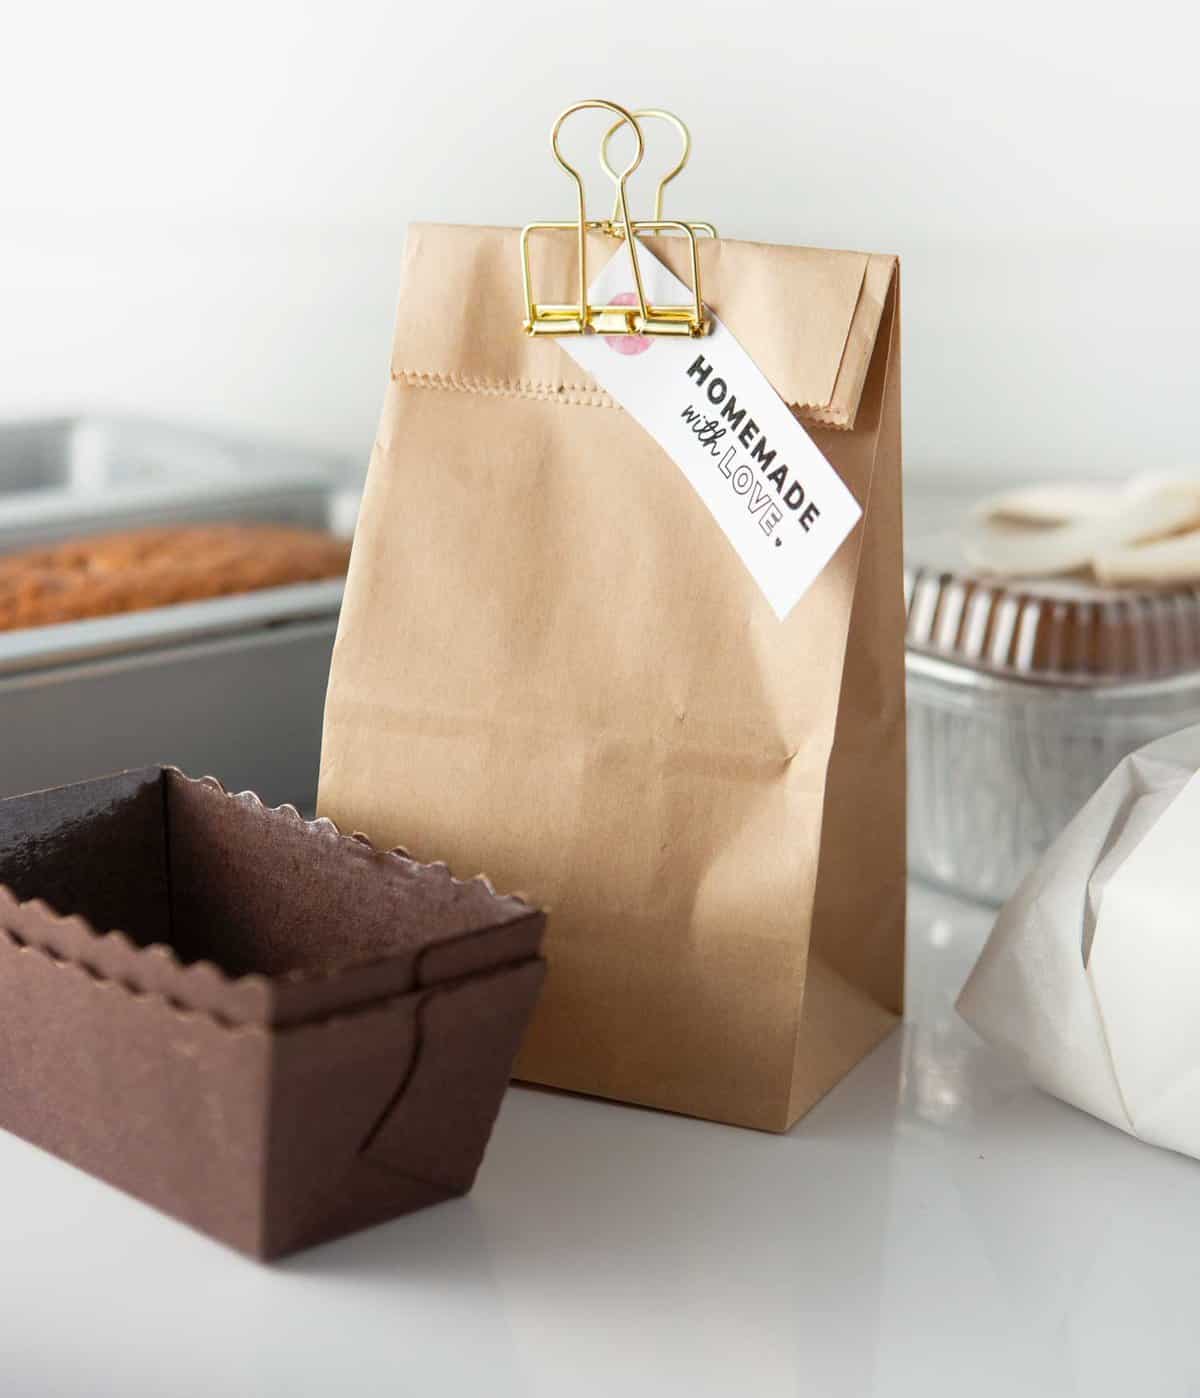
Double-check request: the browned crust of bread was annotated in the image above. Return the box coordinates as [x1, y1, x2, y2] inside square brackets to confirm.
[0, 524, 352, 632]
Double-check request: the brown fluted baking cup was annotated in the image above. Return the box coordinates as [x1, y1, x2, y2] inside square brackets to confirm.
[905, 560, 1200, 683]
[0, 766, 546, 1259]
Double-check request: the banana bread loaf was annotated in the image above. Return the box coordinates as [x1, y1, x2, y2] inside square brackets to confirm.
[0, 523, 351, 632]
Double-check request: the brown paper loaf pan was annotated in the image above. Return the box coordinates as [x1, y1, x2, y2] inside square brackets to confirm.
[0, 766, 546, 1259]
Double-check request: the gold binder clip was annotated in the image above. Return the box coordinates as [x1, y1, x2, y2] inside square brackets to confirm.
[520, 100, 713, 339]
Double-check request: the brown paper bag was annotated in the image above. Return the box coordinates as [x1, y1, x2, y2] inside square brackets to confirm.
[319, 223, 905, 1132]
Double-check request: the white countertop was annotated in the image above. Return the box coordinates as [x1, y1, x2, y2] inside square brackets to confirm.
[3, 882, 1198, 1398]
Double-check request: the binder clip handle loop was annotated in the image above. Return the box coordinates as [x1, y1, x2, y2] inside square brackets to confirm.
[548, 100, 649, 329]
[603, 108, 688, 225]
[553, 98, 644, 189]
[602, 109, 718, 238]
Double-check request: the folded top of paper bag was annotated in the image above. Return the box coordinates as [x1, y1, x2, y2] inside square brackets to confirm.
[958, 724, 1200, 1160]
[390, 224, 896, 430]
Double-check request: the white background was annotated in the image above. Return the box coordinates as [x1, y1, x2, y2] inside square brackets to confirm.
[3, 0, 1198, 480]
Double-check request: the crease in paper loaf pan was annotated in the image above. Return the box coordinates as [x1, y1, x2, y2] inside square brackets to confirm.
[0, 766, 546, 1259]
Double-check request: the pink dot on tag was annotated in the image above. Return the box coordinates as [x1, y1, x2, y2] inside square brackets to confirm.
[603, 293, 653, 355]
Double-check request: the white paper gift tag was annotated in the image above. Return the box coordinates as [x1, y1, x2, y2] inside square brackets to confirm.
[559, 238, 862, 620]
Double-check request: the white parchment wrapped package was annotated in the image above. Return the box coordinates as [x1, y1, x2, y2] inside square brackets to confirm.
[958, 724, 1200, 1160]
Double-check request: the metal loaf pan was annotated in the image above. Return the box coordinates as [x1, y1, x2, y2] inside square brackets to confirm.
[904, 473, 1200, 905]
[0, 416, 361, 810]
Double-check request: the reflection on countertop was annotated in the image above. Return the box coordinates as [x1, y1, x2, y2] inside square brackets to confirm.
[2, 883, 1198, 1398]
